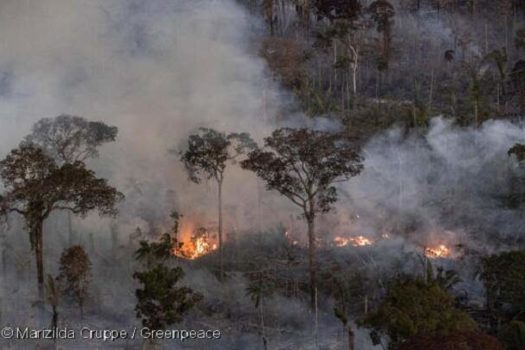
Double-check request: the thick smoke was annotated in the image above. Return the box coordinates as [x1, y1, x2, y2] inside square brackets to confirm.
[0, 0, 294, 236]
[339, 117, 525, 252]
[1, 0, 525, 349]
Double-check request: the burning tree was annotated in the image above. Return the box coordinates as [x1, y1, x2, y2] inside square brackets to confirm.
[57, 245, 92, 319]
[0, 144, 122, 299]
[175, 226, 217, 260]
[241, 128, 363, 308]
[178, 128, 255, 279]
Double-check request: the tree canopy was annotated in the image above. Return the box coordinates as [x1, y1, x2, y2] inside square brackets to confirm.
[481, 250, 525, 320]
[0, 144, 122, 296]
[23, 114, 118, 164]
[0, 145, 122, 223]
[134, 264, 202, 330]
[179, 127, 255, 184]
[241, 128, 362, 216]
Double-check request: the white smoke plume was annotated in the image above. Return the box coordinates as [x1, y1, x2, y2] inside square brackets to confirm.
[338, 117, 525, 252]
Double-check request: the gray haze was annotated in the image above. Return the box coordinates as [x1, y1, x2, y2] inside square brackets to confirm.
[1, 0, 525, 349]
[338, 117, 525, 253]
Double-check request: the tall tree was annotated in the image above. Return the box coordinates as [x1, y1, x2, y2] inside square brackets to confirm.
[0, 145, 122, 298]
[369, 0, 395, 71]
[23, 115, 118, 245]
[178, 128, 254, 280]
[241, 128, 363, 308]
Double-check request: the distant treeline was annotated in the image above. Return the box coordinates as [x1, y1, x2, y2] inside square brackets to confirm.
[240, 0, 525, 137]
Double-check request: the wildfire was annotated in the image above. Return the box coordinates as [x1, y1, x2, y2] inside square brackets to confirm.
[173, 224, 218, 260]
[425, 244, 450, 259]
[334, 235, 373, 247]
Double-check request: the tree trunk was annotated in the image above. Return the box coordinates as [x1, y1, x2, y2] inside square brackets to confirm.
[428, 68, 434, 110]
[218, 178, 224, 281]
[347, 325, 355, 350]
[307, 216, 316, 309]
[474, 100, 479, 125]
[51, 306, 58, 329]
[34, 220, 44, 300]
[260, 295, 268, 350]
[67, 212, 74, 247]
[302, 0, 310, 30]
[352, 63, 357, 95]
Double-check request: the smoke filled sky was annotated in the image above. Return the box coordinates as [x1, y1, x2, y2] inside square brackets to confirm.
[0, 0, 278, 169]
[339, 118, 525, 251]
[0, 0, 290, 231]
[0, 0, 524, 247]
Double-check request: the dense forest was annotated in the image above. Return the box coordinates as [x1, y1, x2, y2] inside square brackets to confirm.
[241, 0, 525, 136]
[0, 1, 524, 349]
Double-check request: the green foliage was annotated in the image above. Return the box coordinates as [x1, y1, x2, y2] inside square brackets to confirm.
[135, 233, 176, 268]
[133, 264, 202, 330]
[498, 320, 525, 350]
[361, 278, 477, 349]
[481, 250, 525, 320]
[57, 246, 92, 319]
[294, 79, 340, 116]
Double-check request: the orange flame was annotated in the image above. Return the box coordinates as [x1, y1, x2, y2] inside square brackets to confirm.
[425, 244, 450, 259]
[173, 222, 217, 260]
[334, 235, 373, 247]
